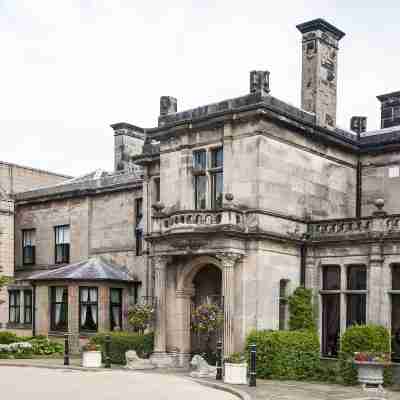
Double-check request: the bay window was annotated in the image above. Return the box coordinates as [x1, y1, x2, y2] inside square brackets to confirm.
[110, 288, 122, 331]
[80, 287, 98, 332]
[9, 291, 20, 323]
[50, 287, 68, 331]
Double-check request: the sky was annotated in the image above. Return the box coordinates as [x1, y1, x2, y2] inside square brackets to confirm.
[1, 0, 400, 177]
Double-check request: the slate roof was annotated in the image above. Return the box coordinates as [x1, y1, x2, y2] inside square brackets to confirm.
[27, 257, 137, 283]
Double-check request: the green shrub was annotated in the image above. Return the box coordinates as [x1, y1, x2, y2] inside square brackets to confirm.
[339, 324, 392, 385]
[288, 287, 315, 331]
[246, 329, 320, 380]
[29, 338, 63, 355]
[90, 332, 154, 364]
[0, 332, 19, 344]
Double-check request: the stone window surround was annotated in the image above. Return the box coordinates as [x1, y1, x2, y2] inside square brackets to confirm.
[318, 263, 368, 355]
[192, 145, 223, 210]
[22, 228, 36, 266]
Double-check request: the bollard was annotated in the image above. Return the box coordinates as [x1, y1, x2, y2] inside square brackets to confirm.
[64, 334, 69, 366]
[104, 335, 111, 368]
[249, 343, 256, 387]
[216, 340, 223, 380]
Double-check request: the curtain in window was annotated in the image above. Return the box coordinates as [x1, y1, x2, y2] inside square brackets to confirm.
[90, 288, 97, 325]
[55, 287, 64, 325]
[80, 288, 89, 325]
[56, 226, 70, 244]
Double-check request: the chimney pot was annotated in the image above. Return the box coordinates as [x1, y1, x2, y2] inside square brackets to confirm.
[250, 70, 270, 96]
[160, 96, 177, 116]
[350, 116, 367, 137]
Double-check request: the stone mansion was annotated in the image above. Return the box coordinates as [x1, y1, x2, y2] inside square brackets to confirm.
[2, 18, 400, 366]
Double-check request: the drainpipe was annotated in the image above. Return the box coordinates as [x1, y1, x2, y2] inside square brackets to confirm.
[32, 283, 36, 337]
[300, 243, 306, 287]
[356, 160, 362, 218]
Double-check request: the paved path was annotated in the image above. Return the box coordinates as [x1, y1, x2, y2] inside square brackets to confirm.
[1, 366, 237, 400]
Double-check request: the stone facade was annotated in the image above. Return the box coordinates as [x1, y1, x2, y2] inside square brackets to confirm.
[3, 17, 400, 366]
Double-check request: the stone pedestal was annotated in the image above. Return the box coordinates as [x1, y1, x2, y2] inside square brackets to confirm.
[150, 352, 177, 368]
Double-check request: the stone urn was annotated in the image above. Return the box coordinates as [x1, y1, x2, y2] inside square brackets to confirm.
[354, 361, 387, 389]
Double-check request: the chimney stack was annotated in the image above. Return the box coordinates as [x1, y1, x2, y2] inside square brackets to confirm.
[350, 116, 367, 139]
[377, 91, 400, 129]
[250, 70, 270, 96]
[297, 18, 345, 129]
[160, 96, 177, 116]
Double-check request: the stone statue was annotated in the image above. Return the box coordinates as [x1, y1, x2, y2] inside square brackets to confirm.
[125, 350, 156, 370]
[189, 355, 217, 378]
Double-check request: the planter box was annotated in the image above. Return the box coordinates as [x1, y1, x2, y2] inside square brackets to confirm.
[224, 363, 247, 385]
[354, 361, 388, 388]
[82, 351, 102, 368]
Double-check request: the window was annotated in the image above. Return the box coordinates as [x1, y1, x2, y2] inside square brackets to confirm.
[194, 150, 207, 210]
[135, 198, 143, 256]
[55, 225, 70, 264]
[193, 147, 223, 210]
[22, 229, 36, 265]
[80, 287, 98, 332]
[321, 266, 340, 357]
[9, 291, 20, 323]
[50, 287, 68, 331]
[110, 288, 122, 331]
[210, 148, 223, 209]
[391, 265, 400, 361]
[24, 290, 32, 324]
[346, 265, 366, 327]
[389, 166, 400, 178]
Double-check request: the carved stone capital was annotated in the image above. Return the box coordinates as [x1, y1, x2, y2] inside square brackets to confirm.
[216, 252, 243, 269]
[153, 255, 172, 270]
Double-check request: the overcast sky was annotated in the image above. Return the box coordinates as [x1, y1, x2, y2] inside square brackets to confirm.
[1, 1, 399, 177]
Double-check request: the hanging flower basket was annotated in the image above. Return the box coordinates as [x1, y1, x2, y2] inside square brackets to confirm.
[191, 303, 223, 336]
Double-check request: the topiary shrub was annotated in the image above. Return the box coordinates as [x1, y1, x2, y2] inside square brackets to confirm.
[90, 331, 154, 364]
[339, 324, 392, 385]
[246, 329, 320, 380]
[288, 287, 315, 331]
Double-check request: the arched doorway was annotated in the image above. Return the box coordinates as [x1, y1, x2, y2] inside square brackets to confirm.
[191, 265, 222, 364]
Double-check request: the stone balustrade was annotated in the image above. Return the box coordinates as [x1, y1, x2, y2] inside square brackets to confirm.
[151, 208, 245, 234]
[309, 214, 400, 240]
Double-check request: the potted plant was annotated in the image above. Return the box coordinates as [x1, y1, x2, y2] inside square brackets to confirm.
[81, 342, 102, 368]
[353, 351, 391, 389]
[224, 352, 247, 385]
[127, 303, 155, 334]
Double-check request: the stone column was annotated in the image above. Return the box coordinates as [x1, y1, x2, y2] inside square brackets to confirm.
[150, 255, 175, 367]
[218, 253, 242, 357]
[368, 242, 384, 325]
[175, 287, 194, 367]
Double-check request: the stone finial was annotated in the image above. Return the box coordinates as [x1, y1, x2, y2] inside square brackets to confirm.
[225, 193, 234, 202]
[373, 198, 387, 217]
[160, 96, 177, 116]
[152, 201, 165, 213]
[350, 116, 367, 136]
[250, 70, 270, 96]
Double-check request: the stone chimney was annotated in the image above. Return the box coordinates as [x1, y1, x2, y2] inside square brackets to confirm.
[160, 96, 177, 116]
[250, 70, 270, 96]
[377, 91, 400, 129]
[297, 18, 345, 129]
[350, 116, 367, 139]
[110, 122, 145, 172]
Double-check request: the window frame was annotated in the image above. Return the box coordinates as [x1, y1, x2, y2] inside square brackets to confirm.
[50, 286, 68, 332]
[135, 198, 143, 256]
[345, 265, 367, 327]
[79, 286, 99, 333]
[54, 225, 70, 264]
[110, 288, 123, 331]
[8, 290, 21, 324]
[23, 290, 33, 324]
[22, 229, 36, 266]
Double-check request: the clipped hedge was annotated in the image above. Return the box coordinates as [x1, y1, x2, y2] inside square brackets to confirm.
[90, 332, 154, 364]
[246, 329, 320, 380]
[288, 287, 315, 331]
[0, 332, 19, 344]
[339, 324, 392, 385]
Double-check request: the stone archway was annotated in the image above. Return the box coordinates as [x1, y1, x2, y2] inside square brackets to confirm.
[191, 264, 223, 362]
